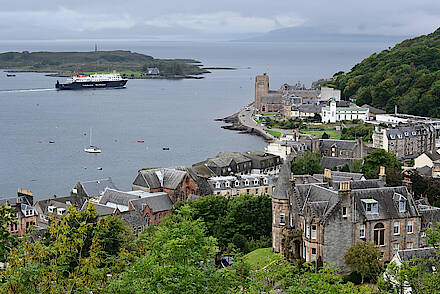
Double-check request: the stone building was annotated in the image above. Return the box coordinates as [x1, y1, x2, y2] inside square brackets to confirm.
[255, 73, 283, 113]
[272, 164, 440, 271]
[132, 167, 199, 203]
[319, 138, 371, 158]
[1, 189, 38, 237]
[372, 124, 436, 160]
[207, 174, 274, 197]
[71, 177, 118, 199]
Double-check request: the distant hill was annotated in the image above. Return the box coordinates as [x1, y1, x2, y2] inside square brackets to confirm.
[329, 27, 440, 117]
[0, 50, 208, 78]
[235, 27, 408, 43]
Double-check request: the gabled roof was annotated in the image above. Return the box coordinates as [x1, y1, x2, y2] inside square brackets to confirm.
[361, 104, 386, 114]
[83, 201, 115, 217]
[130, 193, 173, 213]
[424, 152, 440, 162]
[397, 247, 437, 273]
[321, 156, 359, 170]
[319, 139, 358, 150]
[135, 168, 188, 190]
[80, 177, 118, 197]
[272, 162, 293, 200]
[99, 189, 140, 206]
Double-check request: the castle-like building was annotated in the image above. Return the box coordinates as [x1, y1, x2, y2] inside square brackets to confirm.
[272, 164, 440, 271]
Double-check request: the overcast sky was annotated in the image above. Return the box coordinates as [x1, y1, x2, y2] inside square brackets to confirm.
[1, 0, 439, 40]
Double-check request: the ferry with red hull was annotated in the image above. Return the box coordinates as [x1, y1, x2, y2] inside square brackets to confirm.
[55, 73, 127, 90]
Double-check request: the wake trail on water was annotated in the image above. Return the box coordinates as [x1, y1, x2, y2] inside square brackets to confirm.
[0, 88, 56, 93]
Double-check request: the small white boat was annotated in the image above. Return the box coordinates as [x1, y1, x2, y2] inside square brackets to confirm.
[84, 128, 101, 153]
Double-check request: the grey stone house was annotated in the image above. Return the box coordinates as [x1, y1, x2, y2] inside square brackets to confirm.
[272, 164, 440, 271]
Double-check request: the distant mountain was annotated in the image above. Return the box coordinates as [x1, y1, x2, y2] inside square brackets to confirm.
[329, 27, 440, 117]
[235, 27, 408, 43]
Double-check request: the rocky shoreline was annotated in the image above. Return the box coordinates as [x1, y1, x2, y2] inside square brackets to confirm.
[216, 112, 274, 141]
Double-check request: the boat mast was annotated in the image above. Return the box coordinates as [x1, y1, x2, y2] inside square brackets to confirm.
[90, 128, 92, 146]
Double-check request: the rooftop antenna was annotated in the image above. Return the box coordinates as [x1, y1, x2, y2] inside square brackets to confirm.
[94, 43, 98, 52]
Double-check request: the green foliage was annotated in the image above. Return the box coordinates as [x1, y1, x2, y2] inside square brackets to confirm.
[183, 194, 272, 253]
[407, 170, 440, 205]
[332, 27, 440, 117]
[352, 159, 363, 173]
[361, 149, 402, 179]
[0, 50, 206, 77]
[263, 117, 304, 129]
[341, 164, 351, 172]
[107, 206, 237, 294]
[291, 152, 323, 175]
[0, 205, 18, 263]
[344, 241, 383, 283]
[341, 122, 374, 141]
[0, 204, 135, 293]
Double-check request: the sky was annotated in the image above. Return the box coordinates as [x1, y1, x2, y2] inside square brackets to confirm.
[1, 0, 439, 41]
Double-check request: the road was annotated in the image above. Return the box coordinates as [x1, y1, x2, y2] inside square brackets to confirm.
[237, 106, 294, 141]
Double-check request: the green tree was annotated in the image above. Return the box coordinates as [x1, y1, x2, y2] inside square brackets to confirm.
[344, 241, 382, 283]
[352, 159, 363, 173]
[291, 152, 323, 175]
[361, 149, 402, 179]
[0, 205, 17, 263]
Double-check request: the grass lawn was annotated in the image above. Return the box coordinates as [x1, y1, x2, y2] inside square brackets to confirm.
[261, 113, 277, 116]
[244, 247, 278, 269]
[300, 129, 340, 139]
[265, 129, 282, 138]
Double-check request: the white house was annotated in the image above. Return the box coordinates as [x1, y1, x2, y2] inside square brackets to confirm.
[321, 98, 369, 123]
[318, 87, 341, 102]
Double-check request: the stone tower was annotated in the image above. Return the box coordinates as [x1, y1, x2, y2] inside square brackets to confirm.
[255, 73, 269, 111]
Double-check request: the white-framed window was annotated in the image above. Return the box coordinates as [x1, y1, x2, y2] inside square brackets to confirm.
[225, 181, 230, 188]
[279, 213, 285, 226]
[399, 196, 407, 212]
[311, 248, 317, 262]
[245, 180, 249, 186]
[362, 199, 378, 214]
[408, 220, 414, 234]
[215, 182, 220, 189]
[393, 243, 400, 254]
[235, 180, 240, 187]
[263, 178, 269, 185]
[360, 224, 365, 238]
[394, 221, 400, 235]
[311, 224, 317, 239]
[407, 242, 413, 249]
[342, 207, 348, 218]
[306, 224, 310, 238]
[253, 179, 259, 185]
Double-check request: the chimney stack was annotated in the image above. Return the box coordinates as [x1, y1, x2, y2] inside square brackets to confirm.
[402, 177, 412, 193]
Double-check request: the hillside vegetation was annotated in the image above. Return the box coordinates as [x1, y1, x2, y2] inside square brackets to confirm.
[0, 50, 208, 78]
[330, 28, 440, 117]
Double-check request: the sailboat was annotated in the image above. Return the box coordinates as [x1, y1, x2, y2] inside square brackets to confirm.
[84, 128, 101, 153]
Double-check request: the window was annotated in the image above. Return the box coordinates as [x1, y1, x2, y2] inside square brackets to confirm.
[407, 242, 413, 249]
[311, 248, 317, 262]
[263, 178, 269, 185]
[235, 181, 240, 187]
[306, 224, 310, 238]
[279, 213, 286, 226]
[255, 189, 259, 194]
[311, 225, 317, 239]
[374, 223, 385, 246]
[394, 222, 400, 235]
[399, 197, 407, 212]
[342, 207, 348, 218]
[362, 199, 378, 214]
[265, 187, 268, 194]
[360, 224, 365, 238]
[215, 182, 220, 189]
[254, 179, 259, 185]
[393, 243, 400, 254]
[245, 180, 249, 186]
[408, 220, 414, 234]
[225, 181, 230, 188]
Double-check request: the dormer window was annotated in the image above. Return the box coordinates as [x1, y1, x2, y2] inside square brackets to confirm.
[399, 196, 407, 212]
[235, 180, 240, 187]
[245, 180, 249, 186]
[362, 199, 378, 214]
[48, 206, 56, 213]
[253, 179, 259, 185]
[390, 135, 395, 139]
[398, 134, 402, 139]
[57, 208, 66, 216]
[404, 132, 409, 136]
[215, 182, 220, 189]
[225, 181, 230, 188]
[263, 178, 269, 185]
[412, 131, 416, 135]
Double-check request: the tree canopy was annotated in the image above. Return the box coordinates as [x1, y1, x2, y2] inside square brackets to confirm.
[330, 27, 440, 117]
[291, 152, 323, 175]
[361, 149, 402, 179]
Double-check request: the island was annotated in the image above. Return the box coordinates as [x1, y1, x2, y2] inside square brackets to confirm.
[0, 50, 210, 79]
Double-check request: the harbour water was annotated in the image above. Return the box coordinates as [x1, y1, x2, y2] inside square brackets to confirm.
[0, 40, 398, 199]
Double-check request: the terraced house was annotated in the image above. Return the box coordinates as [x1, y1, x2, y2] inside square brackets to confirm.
[272, 165, 440, 271]
[207, 174, 274, 197]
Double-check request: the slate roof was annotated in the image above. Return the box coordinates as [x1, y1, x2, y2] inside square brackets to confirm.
[321, 156, 359, 170]
[425, 152, 440, 161]
[36, 195, 85, 214]
[242, 151, 280, 169]
[298, 104, 322, 114]
[116, 210, 146, 228]
[319, 139, 358, 150]
[352, 186, 418, 221]
[80, 177, 118, 197]
[361, 104, 386, 114]
[416, 166, 433, 177]
[99, 189, 140, 206]
[130, 192, 173, 213]
[135, 168, 188, 190]
[386, 125, 433, 140]
[82, 201, 115, 217]
[261, 96, 283, 104]
[332, 179, 385, 190]
[312, 171, 365, 181]
[272, 162, 293, 200]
